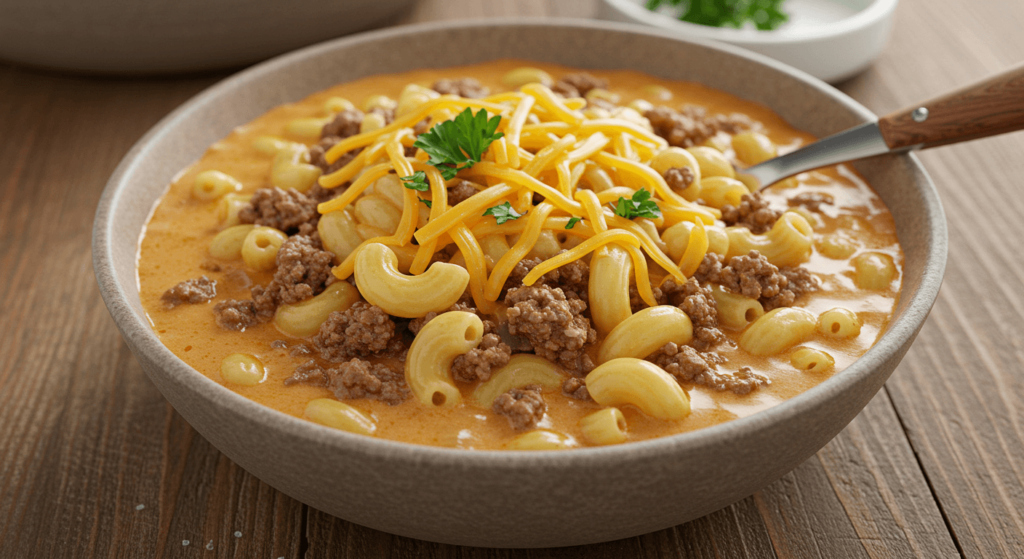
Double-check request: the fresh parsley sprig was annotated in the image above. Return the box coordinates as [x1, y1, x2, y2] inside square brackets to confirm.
[645, 0, 788, 31]
[413, 107, 504, 180]
[400, 171, 430, 191]
[483, 202, 523, 225]
[613, 189, 662, 220]
[565, 217, 582, 230]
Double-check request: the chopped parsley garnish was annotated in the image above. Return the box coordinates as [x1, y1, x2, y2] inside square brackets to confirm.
[419, 198, 432, 208]
[483, 202, 523, 225]
[645, 0, 788, 31]
[614, 189, 662, 220]
[413, 107, 504, 180]
[400, 171, 430, 191]
[565, 217, 582, 230]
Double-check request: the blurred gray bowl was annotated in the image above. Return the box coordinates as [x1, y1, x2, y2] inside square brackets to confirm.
[0, 0, 415, 74]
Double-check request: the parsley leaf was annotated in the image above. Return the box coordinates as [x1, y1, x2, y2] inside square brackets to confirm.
[483, 202, 523, 225]
[413, 107, 504, 180]
[400, 171, 430, 192]
[419, 198, 432, 208]
[613, 189, 662, 220]
[566, 217, 582, 230]
[646, 0, 788, 31]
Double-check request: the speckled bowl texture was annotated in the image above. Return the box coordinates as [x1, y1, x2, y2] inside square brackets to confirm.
[93, 20, 947, 548]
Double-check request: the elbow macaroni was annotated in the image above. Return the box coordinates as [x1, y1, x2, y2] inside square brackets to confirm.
[597, 306, 693, 364]
[405, 311, 483, 408]
[740, 307, 817, 356]
[274, 282, 361, 337]
[586, 358, 690, 420]
[472, 354, 564, 408]
[353, 243, 470, 318]
[726, 212, 814, 267]
[578, 407, 627, 446]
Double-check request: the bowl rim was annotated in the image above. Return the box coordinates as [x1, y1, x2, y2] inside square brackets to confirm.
[601, 0, 900, 44]
[93, 17, 946, 469]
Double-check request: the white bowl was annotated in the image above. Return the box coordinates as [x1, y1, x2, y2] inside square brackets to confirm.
[0, 0, 415, 74]
[599, 0, 898, 82]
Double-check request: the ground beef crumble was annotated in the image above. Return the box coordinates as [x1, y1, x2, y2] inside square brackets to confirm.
[161, 276, 216, 308]
[213, 299, 260, 331]
[327, 358, 409, 405]
[552, 72, 608, 98]
[312, 302, 396, 361]
[648, 343, 768, 395]
[562, 377, 591, 401]
[694, 251, 817, 311]
[660, 277, 726, 351]
[285, 358, 409, 405]
[321, 109, 363, 139]
[451, 333, 511, 383]
[663, 167, 696, 192]
[505, 284, 597, 375]
[432, 77, 490, 99]
[644, 105, 753, 148]
[238, 187, 320, 236]
[309, 138, 361, 175]
[492, 385, 546, 431]
[721, 192, 782, 234]
[788, 191, 834, 212]
[447, 180, 479, 205]
[502, 254, 590, 302]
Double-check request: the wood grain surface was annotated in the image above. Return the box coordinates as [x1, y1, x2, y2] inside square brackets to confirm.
[878, 62, 1024, 150]
[1, 0, 1021, 557]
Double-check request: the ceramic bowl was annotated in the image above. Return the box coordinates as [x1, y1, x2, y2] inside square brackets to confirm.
[93, 19, 946, 548]
[0, 0, 415, 74]
[599, 0, 899, 83]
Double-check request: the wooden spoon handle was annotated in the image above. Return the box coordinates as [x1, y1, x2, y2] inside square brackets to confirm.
[878, 63, 1024, 150]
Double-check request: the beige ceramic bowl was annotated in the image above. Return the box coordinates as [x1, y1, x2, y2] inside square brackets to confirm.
[93, 19, 946, 548]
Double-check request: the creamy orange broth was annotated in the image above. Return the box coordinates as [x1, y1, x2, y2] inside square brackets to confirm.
[137, 60, 902, 450]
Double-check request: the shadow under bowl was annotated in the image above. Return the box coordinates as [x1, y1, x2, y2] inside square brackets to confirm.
[92, 19, 946, 548]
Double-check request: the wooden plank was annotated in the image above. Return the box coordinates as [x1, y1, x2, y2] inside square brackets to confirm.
[836, 0, 1024, 556]
[0, 66, 305, 559]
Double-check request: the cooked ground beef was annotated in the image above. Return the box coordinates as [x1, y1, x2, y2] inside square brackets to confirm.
[552, 72, 608, 98]
[312, 302, 396, 361]
[451, 333, 511, 383]
[788, 191, 835, 212]
[266, 235, 334, 305]
[694, 251, 816, 311]
[763, 266, 817, 311]
[721, 192, 781, 234]
[663, 167, 696, 192]
[501, 254, 589, 302]
[369, 106, 395, 125]
[161, 276, 216, 308]
[326, 358, 409, 405]
[321, 109, 363, 139]
[506, 284, 597, 375]
[447, 180, 479, 205]
[270, 340, 288, 349]
[648, 343, 767, 395]
[432, 77, 490, 99]
[238, 187, 320, 236]
[562, 377, 591, 401]
[492, 385, 546, 431]
[644, 105, 753, 148]
[309, 137, 361, 175]
[213, 299, 260, 331]
[661, 277, 726, 351]
[284, 358, 409, 405]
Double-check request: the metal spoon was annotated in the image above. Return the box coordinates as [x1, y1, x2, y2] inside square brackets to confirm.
[740, 63, 1024, 190]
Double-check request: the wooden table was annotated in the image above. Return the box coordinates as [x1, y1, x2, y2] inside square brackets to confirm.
[3, 0, 1022, 556]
